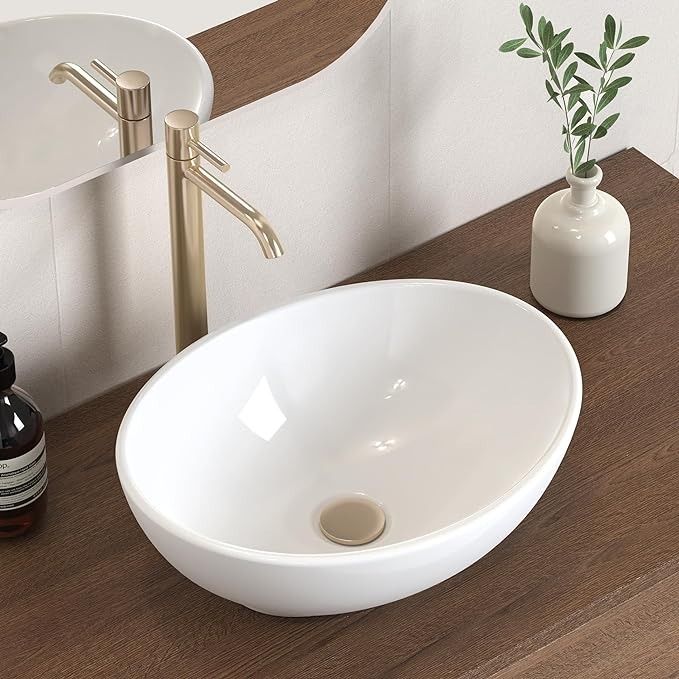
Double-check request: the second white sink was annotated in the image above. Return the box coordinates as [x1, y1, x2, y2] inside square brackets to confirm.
[0, 13, 213, 205]
[116, 280, 582, 616]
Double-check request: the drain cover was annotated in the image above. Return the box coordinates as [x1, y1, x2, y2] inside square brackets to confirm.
[319, 497, 386, 546]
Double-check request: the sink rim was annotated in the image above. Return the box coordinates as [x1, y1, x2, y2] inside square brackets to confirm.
[116, 279, 582, 565]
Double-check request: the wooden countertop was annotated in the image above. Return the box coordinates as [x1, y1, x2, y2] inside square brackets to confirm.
[3, 149, 678, 678]
[190, 0, 387, 119]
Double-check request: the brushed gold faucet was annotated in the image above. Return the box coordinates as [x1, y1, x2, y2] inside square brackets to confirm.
[49, 59, 153, 157]
[164, 109, 284, 353]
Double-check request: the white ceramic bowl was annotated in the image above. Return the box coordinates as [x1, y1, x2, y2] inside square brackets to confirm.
[0, 13, 213, 205]
[117, 280, 581, 616]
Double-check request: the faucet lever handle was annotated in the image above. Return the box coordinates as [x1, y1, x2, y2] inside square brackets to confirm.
[91, 59, 151, 122]
[90, 59, 118, 85]
[188, 139, 231, 173]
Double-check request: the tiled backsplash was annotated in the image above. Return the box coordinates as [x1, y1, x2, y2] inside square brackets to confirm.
[2, 0, 677, 416]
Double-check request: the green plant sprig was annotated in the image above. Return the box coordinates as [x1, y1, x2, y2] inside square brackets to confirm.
[500, 5, 649, 177]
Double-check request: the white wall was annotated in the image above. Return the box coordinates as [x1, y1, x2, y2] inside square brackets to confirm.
[0, 0, 275, 37]
[391, 0, 679, 251]
[1, 0, 678, 416]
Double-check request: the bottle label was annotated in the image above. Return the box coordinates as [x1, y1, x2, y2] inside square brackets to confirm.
[0, 434, 48, 510]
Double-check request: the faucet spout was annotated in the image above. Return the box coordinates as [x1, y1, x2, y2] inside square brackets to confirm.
[164, 109, 284, 353]
[49, 62, 117, 118]
[185, 166, 284, 259]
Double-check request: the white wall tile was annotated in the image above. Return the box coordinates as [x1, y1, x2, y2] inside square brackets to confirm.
[51, 151, 175, 408]
[0, 201, 64, 414]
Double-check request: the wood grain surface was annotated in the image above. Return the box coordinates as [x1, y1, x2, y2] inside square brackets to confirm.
[2, 149, 677, 678]
[190, 0, 388, 119]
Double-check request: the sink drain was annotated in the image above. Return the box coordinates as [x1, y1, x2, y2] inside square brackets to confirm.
[319, 497, 386, 546]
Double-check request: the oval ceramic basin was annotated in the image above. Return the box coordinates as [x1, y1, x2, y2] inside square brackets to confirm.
[116, 280, 582, 616]
[0, 13, 213, 205]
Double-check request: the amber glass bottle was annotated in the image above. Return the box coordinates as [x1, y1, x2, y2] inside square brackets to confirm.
[0, 332, 47, 537]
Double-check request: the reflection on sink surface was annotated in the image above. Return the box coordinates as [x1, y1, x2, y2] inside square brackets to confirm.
[116, 280, 582, 616]
[0, 13, 213, 205]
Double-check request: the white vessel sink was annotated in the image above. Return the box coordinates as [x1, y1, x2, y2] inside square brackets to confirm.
[116, 280, 582, 617]
[0, 13, 213, 205]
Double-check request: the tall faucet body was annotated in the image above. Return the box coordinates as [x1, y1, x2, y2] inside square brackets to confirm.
[166, 149, 208, 353]
[164, 110, 283, 353]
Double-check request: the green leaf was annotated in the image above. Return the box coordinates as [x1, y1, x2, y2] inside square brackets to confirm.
[566, 83, 594, 95]
[563, 61, 578, 86]
[557, 42, 574, 68]
[517, 47, 541, 58]
[597, 88, 618, 113]
[610, 52, 635, 70]
[600, 112, 620, 130]
[575, 52, 602, 70]
[538, 16, 547, 45]
[576, 159, 597, 177]
[519, 2, 536, 42]
[616, 20, 623, 46]
[574, 142, 585, 170]
[568, 91, 581, 110]
[551, 28, 572, 50]
[563, 137, 569, 153]
[593, 126, 608, 139]
[572, 105, 588, 127]
[605, 76, 632, 91]
[573, 75, 595, 90]
[572, 122, 597, 137]
[544, 21, 554, 48]
[599, 42, 608, 68]
[500, 38, 527, 52]
[619, 36, 649, 49]
[545, 79, 560, 104]
[604, 15, 616, 49]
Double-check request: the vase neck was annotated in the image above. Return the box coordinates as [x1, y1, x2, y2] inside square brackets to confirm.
[566, 165, 603, 208]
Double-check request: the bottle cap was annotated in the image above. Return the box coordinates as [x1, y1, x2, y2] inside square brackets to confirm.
[0, 332, 17, 390]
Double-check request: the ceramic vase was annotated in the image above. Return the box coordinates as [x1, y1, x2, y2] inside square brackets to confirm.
[530, 165, 630, 318]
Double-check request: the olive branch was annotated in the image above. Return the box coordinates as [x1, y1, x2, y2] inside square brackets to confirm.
[500, 5, 649, 177]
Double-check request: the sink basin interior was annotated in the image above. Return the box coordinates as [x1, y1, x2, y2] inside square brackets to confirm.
[118, 281, 579, 556]
[0, 13, 213, 204]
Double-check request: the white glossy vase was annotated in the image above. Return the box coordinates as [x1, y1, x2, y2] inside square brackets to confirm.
[530, 165, 630, 318]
